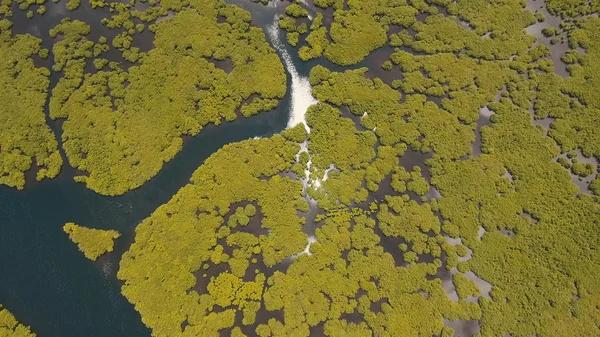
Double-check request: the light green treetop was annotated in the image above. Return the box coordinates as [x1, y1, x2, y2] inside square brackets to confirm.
[63, 223, 120, 261]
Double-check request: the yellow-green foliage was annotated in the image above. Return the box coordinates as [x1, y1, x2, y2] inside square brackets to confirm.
[51, 4, 286, 195]
[298, 13, 329, 61]
[84, 0, 600, 336]
[290, 0, 536, 65]
[431, 98, 600, 336]
[285, 3, 308, 18]
[305, 104, 376, 209]
[366, 144, 405, 191]
[278, 16, 296, 32]
[298, 0, 418, 65]
[294, 1, 600, 335]
[310, 67, 476, 159]
[263, 211, 478, 336]
[286, 31, 299, 46]
[313, 0, 343, 9]
[571, 162, 594, 177]
[0, 304, 35, 336]
[281, 124, 307, 143]
[118, 136, 307, 336]
[117, 104, 483, 337]
[453, 273, 480, 299]
[447, 0, 537, 60]
[63, 223, 120, 261]
[388, 52, 508, 123]
[546, 0, 600, 17]
[48, 19, 97, 118]
[378, 196, 442, 258]
[0, 20, 62, 190]
[406, 166, 429, 195]
[0, 0, 48, 16]
[307, 104, 376, 172]
[66, 0, 80, 10]
[547, 17, 600, 158]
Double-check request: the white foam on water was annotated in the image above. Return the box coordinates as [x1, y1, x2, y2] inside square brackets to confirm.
[267, 17, 317, 134]
[298, 235, 317, 257]
[266, 19, 322, 260]
[316, 164, 338, 188]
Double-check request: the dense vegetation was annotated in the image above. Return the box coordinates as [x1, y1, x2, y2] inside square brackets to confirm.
[2, 0, 600, 335]
[50, 2, 287, 195]
[114, 0, 600, 336]
[63, 223, 120, 261]
[117, 130, 481, 337]
[118, 135, 307, 336]
[0, 20, 62, 190]
[0, 304, 35, 336]
[0, 0, 286, 194]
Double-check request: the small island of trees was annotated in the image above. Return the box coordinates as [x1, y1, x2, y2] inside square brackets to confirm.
[1, 0, 600, 336]
[0, 304, 35, 336]
[63, 223, 120, 261]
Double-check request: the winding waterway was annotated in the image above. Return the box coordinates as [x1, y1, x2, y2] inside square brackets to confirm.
[0, 2, 296, 336]
[0, 0, 576, 336]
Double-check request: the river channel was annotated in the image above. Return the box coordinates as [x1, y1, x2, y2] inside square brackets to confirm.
[0, 0, 572, 336]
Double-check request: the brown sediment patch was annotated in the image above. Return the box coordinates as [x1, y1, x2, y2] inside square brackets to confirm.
[207, 57, 234, 74]
[339, 105, 367, 131]
[520, 212, 539, 225]
[230, 302, 285, 337]
[428, 94, 445, 109]
[372, 226, 409, 268]
[444, 318, 481, 337]
[499, 228, 516, 238]
[279, 169, 298, 180]
[387, 24, 403, 38]
[191, 201, 271, 294]
[191, 260, 231, 295]
[402, 148, 433, 181]
[317, 6, 336, 32]
[298, 198, 326, 237]
[369, 297, 388, 314]
[233, 93, 265, 119]
[364, 47, 402, 85]
[525, 0, 570, 78]
[225, 201, 267, 236]
[553, 149, 599, 194]
[339, 309, 365, 325]
[426, 256, 460, 302]
[367, 173, 398, 203]
[532, 117, 555, 136]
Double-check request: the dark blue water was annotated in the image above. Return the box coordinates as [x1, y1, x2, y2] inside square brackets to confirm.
[0, 0, 402, 335]
[0, 114, 293, 336]
[0, 2, 292, 336]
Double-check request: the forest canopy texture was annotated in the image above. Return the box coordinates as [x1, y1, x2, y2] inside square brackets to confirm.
[1, 0, 600, 336]
[115, 0, 600, 336]
[63, 222, 121, 261]
[0, 304, 35, 337]
[0, 0, 287, 195]
[0, 20, 61, 190]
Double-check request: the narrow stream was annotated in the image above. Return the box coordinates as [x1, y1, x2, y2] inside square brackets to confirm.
[0, 2, 292, 336]
[0, 0, 582, 336]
